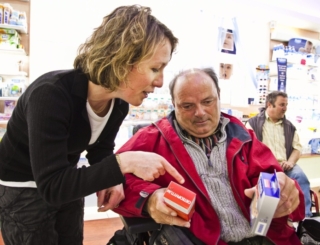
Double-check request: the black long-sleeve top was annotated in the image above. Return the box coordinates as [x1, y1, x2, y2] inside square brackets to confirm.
[0, 69, 127, 205]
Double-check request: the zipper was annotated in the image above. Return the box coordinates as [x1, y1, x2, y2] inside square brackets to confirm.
[229, 140, 276, 245]
[230, 141, 250, 218]
[155, 123, 221, 244]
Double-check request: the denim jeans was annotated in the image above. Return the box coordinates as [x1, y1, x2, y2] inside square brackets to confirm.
[286, 164, 312, 217]
[0, 185, 84, 245]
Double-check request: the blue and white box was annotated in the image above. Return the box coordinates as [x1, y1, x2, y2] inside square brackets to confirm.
[250, 171, 280, 236]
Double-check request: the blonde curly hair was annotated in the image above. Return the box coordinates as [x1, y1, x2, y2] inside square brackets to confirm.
[74, 5, 178, 91]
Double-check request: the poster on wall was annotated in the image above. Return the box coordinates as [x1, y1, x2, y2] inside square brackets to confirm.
[219, 63, 233, 80]
[276, 58, 287, 92]
[220, 29, 236, 55]
[288, 38, 314, 54]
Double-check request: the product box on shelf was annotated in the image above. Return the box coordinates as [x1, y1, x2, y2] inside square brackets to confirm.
[250, 171, 280, 236]
[4, 100, 16, 115]
[0, 29, 21, 49]
[0, 28, 17, 35]
[163, 181, 196, 221]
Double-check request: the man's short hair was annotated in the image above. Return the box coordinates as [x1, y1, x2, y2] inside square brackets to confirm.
[265, 91, 287, 108]
[169, 67, 220, 100]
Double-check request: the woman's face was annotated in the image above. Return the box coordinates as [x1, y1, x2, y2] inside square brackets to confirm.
[119, 38, 172, 106]
[219, 63, 233, 79]
[223, 33, 233, 50]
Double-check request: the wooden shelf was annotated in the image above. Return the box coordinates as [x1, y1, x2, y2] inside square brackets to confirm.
[0, 120, 9, 125]
[0, 48, 26, 56]
[270, 23, 320, 46]
[0, 71, 27, 77]
[0, 97, 19, 101]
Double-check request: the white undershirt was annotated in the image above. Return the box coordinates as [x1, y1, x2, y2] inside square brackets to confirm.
[86, 99, 115, 145]
[0, 99, 115, 188]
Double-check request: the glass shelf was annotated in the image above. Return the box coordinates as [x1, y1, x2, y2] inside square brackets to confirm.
[0, 71, 27, 77]
[0, 97, 19, 101]
[0, 24, 27, 34]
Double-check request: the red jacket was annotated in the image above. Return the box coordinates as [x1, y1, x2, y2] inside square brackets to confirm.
[115, 113, 304, 245]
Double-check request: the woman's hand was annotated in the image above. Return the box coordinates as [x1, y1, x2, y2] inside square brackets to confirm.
[97, 184, 124, 212]
[117, 151, 185, 184]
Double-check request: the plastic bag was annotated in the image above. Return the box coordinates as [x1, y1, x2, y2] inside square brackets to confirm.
[308, 138, 320, 154]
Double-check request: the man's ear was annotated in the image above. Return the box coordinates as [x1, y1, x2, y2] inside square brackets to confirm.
[172, 100, 175, 108]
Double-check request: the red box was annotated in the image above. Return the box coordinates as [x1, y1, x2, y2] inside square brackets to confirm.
[163, 181, 196, 221]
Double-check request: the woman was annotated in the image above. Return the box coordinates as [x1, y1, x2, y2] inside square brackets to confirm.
[0, 5, 183, 245]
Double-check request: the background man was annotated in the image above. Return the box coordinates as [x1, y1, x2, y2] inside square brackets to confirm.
[246, 91, 312, 218]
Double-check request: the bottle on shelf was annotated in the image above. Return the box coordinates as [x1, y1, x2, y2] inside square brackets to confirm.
[3, 3, 12, 25]
[0, 3, 3, 24]
[150, 109, 158, 121]
[143, 109, 151, 120]
[279, 82, 285, 92]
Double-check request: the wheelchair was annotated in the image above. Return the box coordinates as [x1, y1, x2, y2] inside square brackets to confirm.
[108, 123, 320, 245]
[108, 191, 320, 245]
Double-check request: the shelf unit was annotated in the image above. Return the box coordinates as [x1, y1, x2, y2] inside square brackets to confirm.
[0, 0, 30, 126]
[270, 31, 320, 47]
[269, 24, 320, 63]
[269, 25, 320, 150]
[269, 24, 320, 82]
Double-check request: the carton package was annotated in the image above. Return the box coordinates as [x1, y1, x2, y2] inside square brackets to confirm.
[163, 181, 196, 221]
[0, 28, 17, 35]
[250, 171, 280, 236]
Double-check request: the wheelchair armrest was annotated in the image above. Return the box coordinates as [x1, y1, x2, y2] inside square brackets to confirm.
[132, 123, 151, 135]
[120, 215, 161, 234]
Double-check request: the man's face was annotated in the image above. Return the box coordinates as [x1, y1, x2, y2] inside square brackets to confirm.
[173, 71, 220, 138]
[267, 96, 288, 122]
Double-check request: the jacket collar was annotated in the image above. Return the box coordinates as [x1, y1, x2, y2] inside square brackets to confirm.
[71, 69, 89, 101]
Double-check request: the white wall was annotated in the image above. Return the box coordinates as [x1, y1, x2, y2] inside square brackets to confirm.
[29, 0, 277, 104]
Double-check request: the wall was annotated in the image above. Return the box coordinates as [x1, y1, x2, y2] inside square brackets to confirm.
[298, 155, 320, 188]
[29, 0, 275, 105]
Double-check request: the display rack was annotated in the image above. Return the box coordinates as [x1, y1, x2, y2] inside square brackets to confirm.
[0, 0, 30, 130]
[0, 23, 27, 34]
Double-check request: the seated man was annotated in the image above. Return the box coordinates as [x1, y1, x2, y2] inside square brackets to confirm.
[246, 91, 312, 218]
[114, 68, 304, 245]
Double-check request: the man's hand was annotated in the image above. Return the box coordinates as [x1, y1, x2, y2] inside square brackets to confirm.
[97, 184, 124, 212]
[244, 172, 300, 218]
[274, 172, 300, 218]
[280, 161, 294, 171]
[145, 188, 190, 228]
